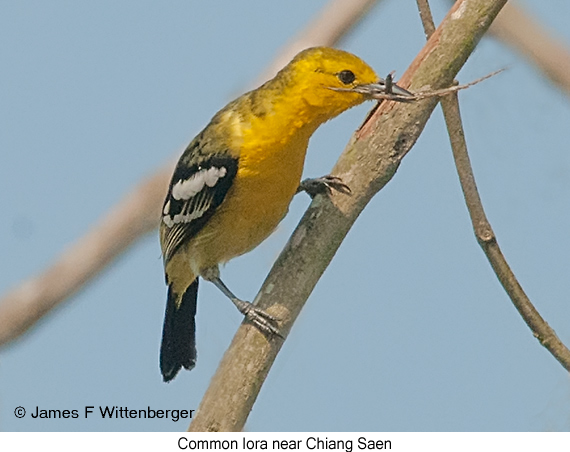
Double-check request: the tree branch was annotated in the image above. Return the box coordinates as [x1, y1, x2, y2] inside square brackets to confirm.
[188, 0, 508, 432]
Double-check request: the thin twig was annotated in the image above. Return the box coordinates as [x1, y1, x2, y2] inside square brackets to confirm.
[416, 0, 570, 371]
[0, 0, 381, 348]
[188, 0, 509, 432]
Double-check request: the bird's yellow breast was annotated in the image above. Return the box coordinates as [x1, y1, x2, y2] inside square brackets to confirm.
[184, 106, 315, 275]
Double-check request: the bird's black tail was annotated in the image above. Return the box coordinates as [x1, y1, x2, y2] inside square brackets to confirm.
[160, 279, 198, 382]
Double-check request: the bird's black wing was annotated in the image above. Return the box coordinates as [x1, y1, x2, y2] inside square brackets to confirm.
[161, 150, 238, 263]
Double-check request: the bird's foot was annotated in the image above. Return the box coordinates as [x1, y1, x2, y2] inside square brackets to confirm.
[297, 175, 352, 198]
[232, 298, 283, 337]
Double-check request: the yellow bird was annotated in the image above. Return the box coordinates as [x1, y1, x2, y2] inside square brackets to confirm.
[159, 47, 412, 381]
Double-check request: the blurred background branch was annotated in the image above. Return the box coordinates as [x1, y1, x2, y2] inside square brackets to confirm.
[489, 2, 570, 96]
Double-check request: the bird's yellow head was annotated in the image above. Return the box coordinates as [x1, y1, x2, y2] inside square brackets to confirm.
[274, 47, 410, 122]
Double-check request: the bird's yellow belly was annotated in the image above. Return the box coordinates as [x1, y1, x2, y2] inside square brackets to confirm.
[186, 141, 307, 275]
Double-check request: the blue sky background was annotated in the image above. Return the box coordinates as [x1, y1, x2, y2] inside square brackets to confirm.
[1, 0, 570, 432]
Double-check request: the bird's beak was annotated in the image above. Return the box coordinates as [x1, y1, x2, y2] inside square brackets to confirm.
[348, 78, 414, 101]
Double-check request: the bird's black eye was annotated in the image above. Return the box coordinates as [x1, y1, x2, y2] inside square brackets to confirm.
[337, 70, 356, 85]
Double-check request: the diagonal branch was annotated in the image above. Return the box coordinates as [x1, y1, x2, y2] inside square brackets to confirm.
[417, 0, 570, 371]
[0, 0, 383, 348]
[188, 0, 508, 432]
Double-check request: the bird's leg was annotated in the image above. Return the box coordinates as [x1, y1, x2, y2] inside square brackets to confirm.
[297, 175, 352, 198]
[202, 267, 282, 337]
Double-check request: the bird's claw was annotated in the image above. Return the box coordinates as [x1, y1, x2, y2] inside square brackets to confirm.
[233, 299, 283, 337]
[297, 175, 352, 198]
